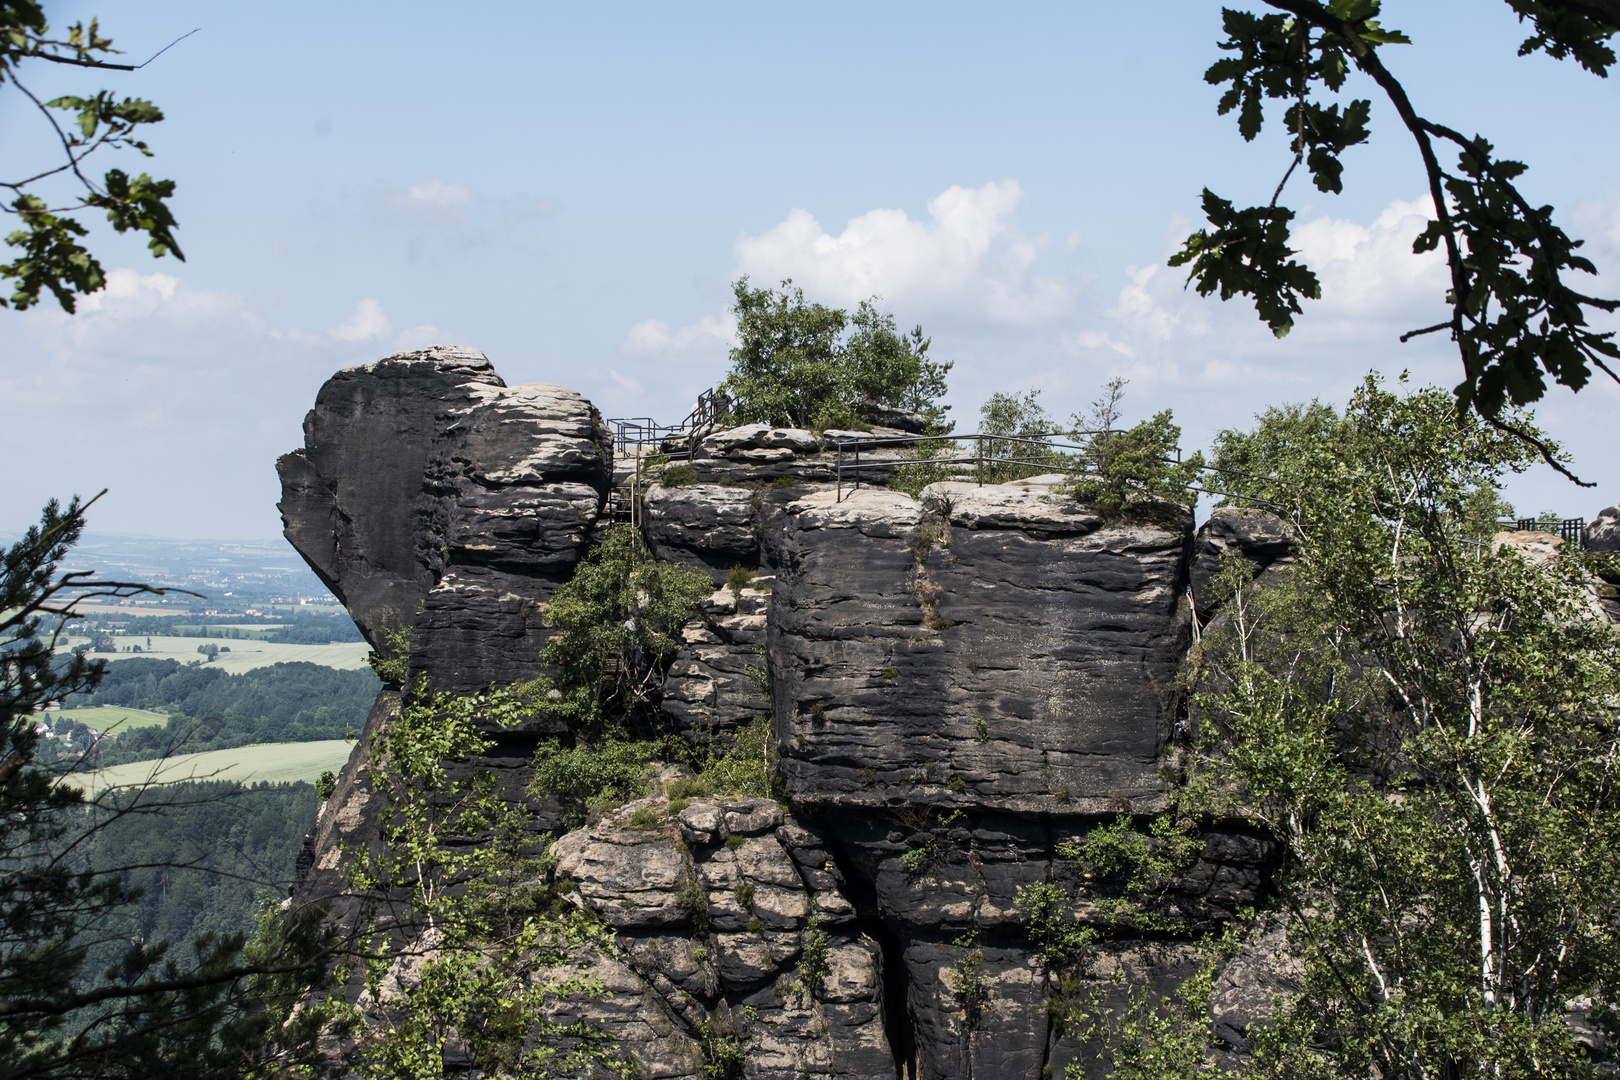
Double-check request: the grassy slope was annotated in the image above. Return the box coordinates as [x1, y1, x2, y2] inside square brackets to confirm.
[82, 739, 357, 792]
[60, 636, 371, 675]
[45, 705, 171, 730]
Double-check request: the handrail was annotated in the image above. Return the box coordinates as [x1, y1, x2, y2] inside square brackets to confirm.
[604, 388, 733, 527]
[829, 430, 1182, 502]
[1498, 517, 1586, 544]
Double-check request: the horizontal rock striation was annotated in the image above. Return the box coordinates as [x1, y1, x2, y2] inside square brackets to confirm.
[767, 484, 1194, 817]
[660, 580, 775, 741]
[282, 357, 1294, 1080]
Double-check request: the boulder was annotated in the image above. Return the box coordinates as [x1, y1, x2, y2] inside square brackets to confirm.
[643, 483, 762, 575]
[548, 796, 894, 1079]
[275, 345, 503, 647]
[856, 401, 929, 433]
[1585, 504, 1620, 555]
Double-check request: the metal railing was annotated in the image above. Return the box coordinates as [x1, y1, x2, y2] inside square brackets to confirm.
[604, 389, 730, 527]
[677, 387, 732, 433]
[1498, 518, 1586, 544]
[832, 430, 1181, 502]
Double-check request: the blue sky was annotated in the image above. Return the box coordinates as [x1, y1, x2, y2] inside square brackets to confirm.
[3, 1, 1617, 537]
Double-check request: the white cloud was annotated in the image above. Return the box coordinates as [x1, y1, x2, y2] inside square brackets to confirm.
[1069, 195, 1451, 386]
[1291, 197, 1448, 322]
[732, 180, 1070, 324]
[620, 313, 736, 360]
[406, 179, 474, 207]
[606, 368, 644, 395]
[332, 298, 392, 341]
[372, 176, 559, 241]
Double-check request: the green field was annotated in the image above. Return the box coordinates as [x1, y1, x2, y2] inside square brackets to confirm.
[43, 705, 170, 731]
[81, 740, 356, 792]
[60, 636, 372, 675]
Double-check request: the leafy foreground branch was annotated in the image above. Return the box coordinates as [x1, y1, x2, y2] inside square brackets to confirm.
[1175, 1, 1619, 475]
[1, 4, 188, 311]
[1020, 378, 1620, 1078]
[328, 688, 631, 1079]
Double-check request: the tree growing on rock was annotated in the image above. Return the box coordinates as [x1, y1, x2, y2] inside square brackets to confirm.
[720, 277, 952, 433]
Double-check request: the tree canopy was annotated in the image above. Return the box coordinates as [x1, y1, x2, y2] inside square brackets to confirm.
[720, 277, 953, 432]
[1021, 377, 1620, 1078]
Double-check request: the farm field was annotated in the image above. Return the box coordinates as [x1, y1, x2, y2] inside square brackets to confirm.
[82, 740, 356, 792]
[60, 635, 371, 674]
[43, 705, 170, 731]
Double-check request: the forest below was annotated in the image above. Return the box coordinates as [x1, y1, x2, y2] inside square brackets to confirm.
[55, 659, 380, 767]
[68, 781, 319, 1002]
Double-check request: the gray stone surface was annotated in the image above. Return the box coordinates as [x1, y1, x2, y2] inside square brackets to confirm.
[279, 358, 1329, 1080]
[1585, 503, 1620, 556]
[1188, 507, 1297, 619]
[766, 486, 1194, 817]
[277, 345, 609, 693]
[276, 345, 503, 648]
[551, 797, 895, 1079]
[644, 483, 763, 575]
[661, 583, 774, 741]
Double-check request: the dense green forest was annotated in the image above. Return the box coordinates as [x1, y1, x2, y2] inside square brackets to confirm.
[69, 780, 318, 997]
[55, 659, 380, 766]
[86, 609, 366, 644]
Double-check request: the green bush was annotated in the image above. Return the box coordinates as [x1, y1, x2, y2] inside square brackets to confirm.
[977, 389, 1070, 482]
[694, 718, 780, 802]
[315, 770, 336, 800]
[1069, 410, 1203, 515]
[725, 564, 757, 595]
[666, 777, 711, 800]
[887, 437, 961, 498]
[725, 833, 747, 851]
[662, 463, 699, 487]
[1066, 381, 1203, 515]
[528, 739, 660, 828]
[798, 911, 829, 990]
[528, 525, 714, 736]
[366, 624, 412, 687]
[627, 806, 661, 830]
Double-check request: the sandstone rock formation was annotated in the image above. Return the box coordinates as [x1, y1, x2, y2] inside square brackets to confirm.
[277, 345, 610, 693]
[276, 350, 1320, 1079]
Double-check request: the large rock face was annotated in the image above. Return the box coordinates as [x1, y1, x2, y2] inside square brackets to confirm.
[283, 356, 1284, 1080]
[755, 482, 1284, 1080]
[277, 346, 609, 692]
[767, 483, 1193, 817]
